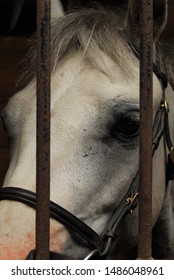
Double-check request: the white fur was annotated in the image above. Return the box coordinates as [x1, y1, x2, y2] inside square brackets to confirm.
[51, 0, 64, 20]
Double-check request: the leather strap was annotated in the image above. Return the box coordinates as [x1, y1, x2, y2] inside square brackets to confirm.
[0, 187, 104, 252]
[26, 249, 73, 260]
[163, 101, 174, 181]
[98, 100, 169, 257]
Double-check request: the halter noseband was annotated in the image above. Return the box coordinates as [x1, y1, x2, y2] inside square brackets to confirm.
[0, 65, 173, 260]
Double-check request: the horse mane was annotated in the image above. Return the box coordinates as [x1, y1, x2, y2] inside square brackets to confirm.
[17, 7, 174, 90]
[157, 39, 174, 90]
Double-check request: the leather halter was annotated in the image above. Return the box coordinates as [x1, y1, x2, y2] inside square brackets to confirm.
[0, 63, 173, 260]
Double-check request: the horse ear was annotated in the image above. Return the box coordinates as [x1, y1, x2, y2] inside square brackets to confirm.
[125, 0, 168, 42]
[51, 0, 64, 21]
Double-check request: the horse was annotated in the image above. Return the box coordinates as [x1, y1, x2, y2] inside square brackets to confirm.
[0, 0, 174, 259]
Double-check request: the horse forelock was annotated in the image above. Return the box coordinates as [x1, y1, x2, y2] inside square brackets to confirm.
[19, 8, 140, 88]
[18, 7, 174, 91]
[51, 9, 135, 75]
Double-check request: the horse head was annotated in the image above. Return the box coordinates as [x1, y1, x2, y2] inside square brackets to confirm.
[0, 0, 174, 259]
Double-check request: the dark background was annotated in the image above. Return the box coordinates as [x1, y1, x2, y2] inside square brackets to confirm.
[0, 0, 128, 36]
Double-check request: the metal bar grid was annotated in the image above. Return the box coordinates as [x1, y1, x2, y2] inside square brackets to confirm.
[138, 0, 153, 259]
[36, 0, 51, 260]
[34, 0, 154, 260]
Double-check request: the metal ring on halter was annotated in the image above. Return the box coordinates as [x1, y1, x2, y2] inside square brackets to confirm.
[126, 192, 139, 213]
[84, 248, 99, 260]
[170, 146, 174, 152]
[160, 98, 169, 114]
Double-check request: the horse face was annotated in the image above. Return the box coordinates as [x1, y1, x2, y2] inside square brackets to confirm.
[1, 0, 173, 260]
[0, 52, 165, 259]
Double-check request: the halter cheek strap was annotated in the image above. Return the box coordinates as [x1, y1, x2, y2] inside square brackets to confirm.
[158, 80, 174, 182]
[167, 150, 174, 181]
[129, 43, 174, 180]
[162, 99, 174, 181]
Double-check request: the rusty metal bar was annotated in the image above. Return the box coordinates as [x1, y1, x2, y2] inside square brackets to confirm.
[138, 0, 153, 259]
[36, 0, 51, 260]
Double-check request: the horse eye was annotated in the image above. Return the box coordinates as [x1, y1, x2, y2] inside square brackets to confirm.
[110, 118, 139, 142]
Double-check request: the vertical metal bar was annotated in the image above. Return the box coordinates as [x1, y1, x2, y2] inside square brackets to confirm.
[36, 0, 51, 260]
[138, 0, 153, 259]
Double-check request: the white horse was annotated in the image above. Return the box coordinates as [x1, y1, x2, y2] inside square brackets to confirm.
[0, 0, 174, 259]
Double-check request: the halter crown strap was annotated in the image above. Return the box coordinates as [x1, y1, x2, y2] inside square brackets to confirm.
[130, 43, 174, 181]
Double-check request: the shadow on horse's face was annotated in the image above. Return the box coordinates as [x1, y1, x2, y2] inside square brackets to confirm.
[0, 2, 174, 259]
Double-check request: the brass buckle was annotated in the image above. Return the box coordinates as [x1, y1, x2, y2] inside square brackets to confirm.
[126, 192, 139, 213]
[160, 98, 169, 114]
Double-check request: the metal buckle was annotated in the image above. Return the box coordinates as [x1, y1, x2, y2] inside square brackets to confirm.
[160, 98, 169, 114]
[126, 192, 139, 213]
